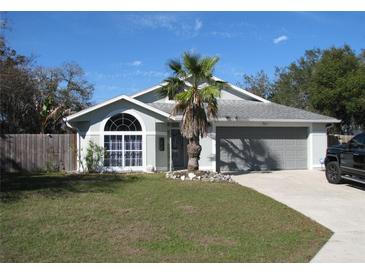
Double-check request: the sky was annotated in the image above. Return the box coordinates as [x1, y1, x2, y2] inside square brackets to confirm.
[4, 12, 365, 103]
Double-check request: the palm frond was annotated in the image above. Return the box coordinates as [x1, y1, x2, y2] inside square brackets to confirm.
[174, 88, 193, 103]
[206, 100, 219, 119]
[200, 86, 221, 102]
[183, 52, 201, 78]
[168, 59, 186, 77]
[200, 56, 219, 78]
[159, 77, 185, 99]
[206, 78, 227, 90]
[200, 86, 220, 119]
[172, 101, 187, 116]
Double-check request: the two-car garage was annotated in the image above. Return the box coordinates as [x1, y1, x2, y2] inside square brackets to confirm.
[216, 127, 308, 172]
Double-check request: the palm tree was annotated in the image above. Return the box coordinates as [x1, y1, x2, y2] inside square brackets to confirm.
[161, 52, 224, 171]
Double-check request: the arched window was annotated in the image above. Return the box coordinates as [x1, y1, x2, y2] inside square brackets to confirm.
[104, 113, 142, 131]
[103, 113, 143, 168]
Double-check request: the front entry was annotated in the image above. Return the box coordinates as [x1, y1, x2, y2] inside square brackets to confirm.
[171, 129, 187, 170]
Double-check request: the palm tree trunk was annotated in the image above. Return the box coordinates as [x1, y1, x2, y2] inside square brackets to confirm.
[187, 136, 201, 171]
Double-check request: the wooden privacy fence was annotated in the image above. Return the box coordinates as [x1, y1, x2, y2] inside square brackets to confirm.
[0, 134, 77, 172]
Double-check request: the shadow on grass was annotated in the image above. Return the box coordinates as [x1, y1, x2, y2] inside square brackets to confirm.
[0, 172, 141, 203]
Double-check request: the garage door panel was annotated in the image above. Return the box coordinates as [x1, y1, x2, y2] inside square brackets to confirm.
[217, 127, 308, 172]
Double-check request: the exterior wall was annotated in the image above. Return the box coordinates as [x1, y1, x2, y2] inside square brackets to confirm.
[155, 123, 168, 171]
[134, 87, 166, 103]
[69, 100, 170, 172]
[308, 123, 328, 169]
[77, 133, 99, 172]
[146, 135, 156, 171]
[69, 100, 162, 133]
[219, 87, 257, 101]
[199, 126, 215, 171]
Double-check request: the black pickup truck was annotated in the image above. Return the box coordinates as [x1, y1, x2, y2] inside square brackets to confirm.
[325, 132, 365, 185]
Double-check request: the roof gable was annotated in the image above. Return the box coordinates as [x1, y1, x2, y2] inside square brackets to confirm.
[64, 95, 172, 122]
[132, 76, 270, 103]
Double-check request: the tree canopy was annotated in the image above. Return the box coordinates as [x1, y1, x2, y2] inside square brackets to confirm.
[308, 46, 365, 133]
[240, 70, 273, 99]
[0, 23, 93, 134]
[240, 45, 365, 133]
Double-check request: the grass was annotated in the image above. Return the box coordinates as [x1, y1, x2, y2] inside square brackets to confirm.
[0, 172, 332, 262]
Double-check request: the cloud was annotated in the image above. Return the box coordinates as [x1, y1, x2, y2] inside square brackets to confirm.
[128, 14, 177, 30]
[131, 60, 142, 66]
[88, 69, 168, 81]
[209, 31, 234, 39]
[194, 19, 202, 31]
[125, 14, 202, 38]
[273, 35, 288, 44]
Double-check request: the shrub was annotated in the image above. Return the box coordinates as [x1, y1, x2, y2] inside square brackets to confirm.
[85, 141, 104, 173]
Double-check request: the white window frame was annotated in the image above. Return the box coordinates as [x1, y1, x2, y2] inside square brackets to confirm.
[100, 110, 147, 172]
[104, 133, 143, 169]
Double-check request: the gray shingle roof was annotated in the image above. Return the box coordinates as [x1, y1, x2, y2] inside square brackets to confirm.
[148, 100, 339, 122]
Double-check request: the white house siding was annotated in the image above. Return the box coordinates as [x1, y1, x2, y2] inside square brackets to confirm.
[309, 123, 328, 169]
[155, 123, 169, 171]
[146, 135, 157, 171]
[69, 100, 170, 172]
[69, 100, 162, 133]
[199, 126, 216, 171]
[219, 87, 258, 101]
[77, 133, 99, 172]
[134, 87, 166, 103]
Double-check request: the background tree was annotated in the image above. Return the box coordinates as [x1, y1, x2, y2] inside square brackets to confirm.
[240, 70, 273, 99]
[0, 34, 40, 133]
[308, 45, 365, 133]
[34, 63, 93, 133]
[271, 49, 321, 110]
[1, 18, 94, 134]
[161, 52, 224, 171]
[242, 45, 364, 133]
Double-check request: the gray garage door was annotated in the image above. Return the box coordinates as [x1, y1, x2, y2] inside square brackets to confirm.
[217, 127, 308, 172]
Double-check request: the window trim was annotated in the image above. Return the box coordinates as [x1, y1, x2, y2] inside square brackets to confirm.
[104, 113, 142, 132]
[104, 134, 143, 168]
[100, 110, 147, 172]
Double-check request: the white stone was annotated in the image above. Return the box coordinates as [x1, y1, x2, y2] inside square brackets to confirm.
[188, 172, 196, 180]
[181, 175, 185, 181]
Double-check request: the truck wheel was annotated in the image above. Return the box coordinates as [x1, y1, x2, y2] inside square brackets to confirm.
[325, 161, 342, 184]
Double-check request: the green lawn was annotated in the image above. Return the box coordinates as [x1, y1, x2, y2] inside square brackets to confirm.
[0, 173, 332, 262]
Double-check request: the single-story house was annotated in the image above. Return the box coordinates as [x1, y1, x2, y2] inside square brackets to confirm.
[64, 76, 340, 173]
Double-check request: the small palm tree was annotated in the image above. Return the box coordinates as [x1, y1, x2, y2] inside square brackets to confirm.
[161, 52, 224, 171]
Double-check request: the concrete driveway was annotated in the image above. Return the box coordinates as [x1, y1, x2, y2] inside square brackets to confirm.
[233, 170, 365, 263]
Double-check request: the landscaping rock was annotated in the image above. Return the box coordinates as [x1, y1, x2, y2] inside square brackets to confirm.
[165, 170, 235, 184]
[188, 172, 196, 180]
